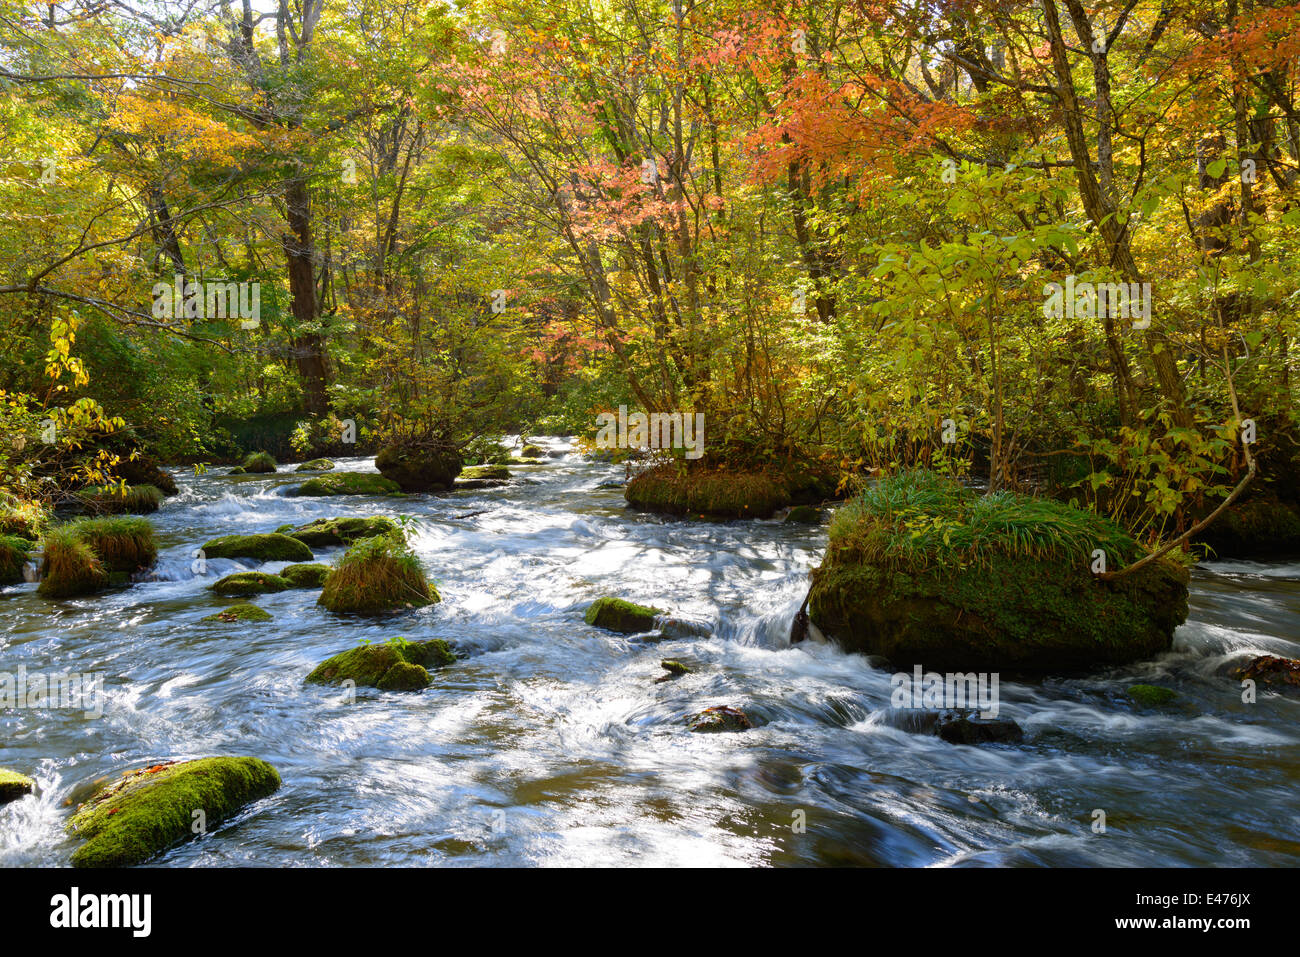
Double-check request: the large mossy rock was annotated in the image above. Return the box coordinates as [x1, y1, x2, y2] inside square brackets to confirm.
[292, 472, 402, 497]
[242, 451, 278, 473]
[0, 768, 34, 804]
[1194, 492, 1300, 558]
[280, 562, 331, 588]
[294, 458, 335, 472]
[625, 463, 836, 519]
[201, 602, 272, 623]
[199, 533, 313, 563]
[318, 533, 437, 614]
[374, 440, 462, 492]
[281, 516, 400, 548]
[584, 596, 662, 633]
[808, 471, 1190, 674]
[208, 571, 291, 596]
[306, 638, 456, 691]
[66, 756, 281, 867]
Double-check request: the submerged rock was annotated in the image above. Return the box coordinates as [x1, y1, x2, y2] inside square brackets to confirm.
[201, 602, 272, 622]
[294, 458, 335, 472]
[1128, 683, 1179, 706]
[933, 710, 1024, 745]
[199, 533, 314, 563]
[292, 472, 402, 497]
[0, 768, 34, 804]
[283, 516, 400, 548]
[306, 637, 456, 691]
[66, 756, 281, 867]
[584, 596, 662, 633]
[375, 441, 462, 492]
[1232, 654, 1300, 694]
[785, 505, 822, 524]
[688, 706, 753, 733]
[809, 472, 1190, 674]
[318, 533, 437, 613]
[208, 571, 291, 596]
[280, 562, 331, 588]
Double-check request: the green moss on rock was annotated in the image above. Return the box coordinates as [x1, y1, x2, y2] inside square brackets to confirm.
[294, 458, 335, 472]
[66, 756, 281, 868]
[521, 443, 544, 458]
[687, 706, 752, 733]
[305, 637, 456, 690]
[318, 533, 437, 613]
[242, 451, 278, 473]
[201, 602, 272, 623]
[283, 516, 400, 548]
[626, 464, 833, 519]
[808, 471, 1190, 674]
[0, 768, 34, 804]
[584, 596, 662, 633]
[785, 505, 822, 524]
[280, 563, 331, 588]
[199, 533, 314, 563]
[375, 441, 462, 492]
[460, 465, 511, 481]
[293, 472, 402, 497]
[208, 571, 291, 596]
[1128, 684, 1178, 706]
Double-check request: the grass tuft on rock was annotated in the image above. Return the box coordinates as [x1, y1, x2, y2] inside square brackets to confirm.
[242, 451, 278, 473]
[67, 516, 157, 573]
[66, 756, 281, 867]
[37, 526, 110, 598]
[318, 533, 437, 613]
[0, 534, 34, 585]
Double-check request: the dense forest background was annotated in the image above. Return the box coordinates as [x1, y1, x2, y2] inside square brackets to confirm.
[2, 0, 1297, 547]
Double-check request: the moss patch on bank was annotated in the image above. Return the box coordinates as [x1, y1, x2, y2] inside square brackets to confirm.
[66, 756, 281, 867]
[77, 484, 164, 515]
[626, 463, 836, 519]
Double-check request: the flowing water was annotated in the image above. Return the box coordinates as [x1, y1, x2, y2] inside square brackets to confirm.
[2, 441, 1298, 867]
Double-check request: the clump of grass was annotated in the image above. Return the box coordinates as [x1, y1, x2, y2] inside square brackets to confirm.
[242, 451, 278, 473]
[318, 532, 437, 613]
[67, 517, 157, 573]
[77, 484, 163, 515]
[37, 526, 110, 598]
[0, 535, 34, 584]
[827, 470, 1141, 573]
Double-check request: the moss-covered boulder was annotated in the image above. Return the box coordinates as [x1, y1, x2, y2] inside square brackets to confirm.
[282, 515, 400, 548]
[374, 440, 462, 492]
[785, 505, 822, 524]
[1194, 493, 1300, 558]
[68, 517, 156, 574]
[0, 768, 34, 804]
[77, 484, 163, 515]
[1128, 684, 1178, 706]
[687, 706, 752, 733]
[318, 533, 437, 613]
[228, 466, 247, 475]
[0, 534, 34, 585]
[584, 596, 662, 633]
[114, 453, 179, 496]
[293, 472, 402, 497]
[306, 637, 456, 691]
[201, 602, 272, 623]
[37, 526, 111, 598]
[66, 756, 281, 868]
[808, 472, 1190, 674]
[242, 451, 278, 473]
[209, 571, 291, 596]
[199, 533, 314, 563]
[294, 458, 335, 472]
[521, 443, 545, 458]
[626, 464, 836, 520]
[280, 562, 331, 588]
[460, 465, 511, 481]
